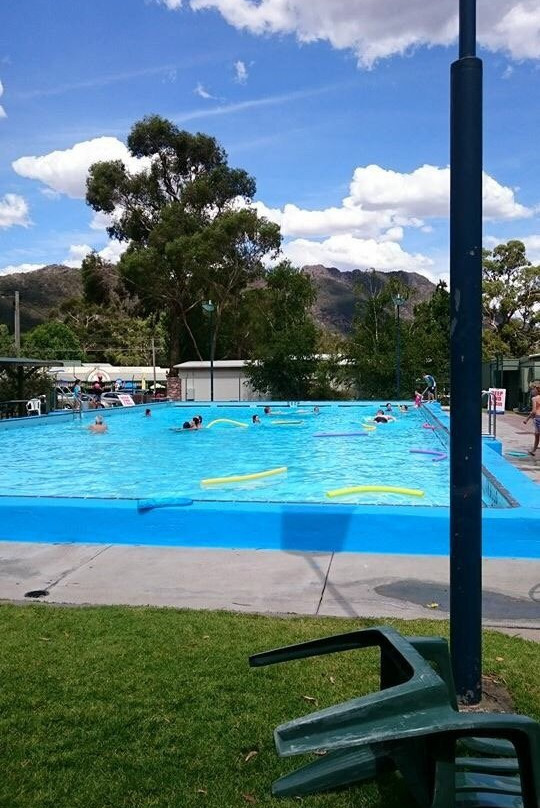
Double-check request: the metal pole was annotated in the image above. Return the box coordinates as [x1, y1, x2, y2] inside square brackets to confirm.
[14, 291, 20, 356]
[209, 310, 214, 402]
[396, 304, 401, 399]
[151, 337, 157, 400]
[450, 0, 483, 704]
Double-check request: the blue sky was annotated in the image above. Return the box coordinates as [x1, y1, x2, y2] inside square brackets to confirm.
[1, 0, 539, 282]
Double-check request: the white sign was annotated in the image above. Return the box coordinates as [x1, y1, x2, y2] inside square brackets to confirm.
[118, 394, 135, 407]
[488, 388, 506, 414]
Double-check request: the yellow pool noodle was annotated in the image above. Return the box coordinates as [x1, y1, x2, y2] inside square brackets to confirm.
[326, 485, 424, 499]
[201, 466, 288, 486]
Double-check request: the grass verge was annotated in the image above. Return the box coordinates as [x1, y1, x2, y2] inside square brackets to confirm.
[0, 605, 538, 808]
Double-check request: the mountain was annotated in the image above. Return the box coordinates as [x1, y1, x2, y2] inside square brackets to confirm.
[303, 265, 436, 334]
[0, 263, 436, 337]
[0, 265, 83, 333]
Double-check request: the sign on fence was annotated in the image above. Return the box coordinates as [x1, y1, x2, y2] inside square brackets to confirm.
[118, 394, 135, 407]
[487, 387, 506, 414]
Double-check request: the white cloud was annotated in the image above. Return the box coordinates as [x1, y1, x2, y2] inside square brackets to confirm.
[173, 0, 540, 66]
[345, 164, 532, 221]
[0, 194, 30, 229]
[90, 210, 114, 231]
[63, 244, 93, 268]
[97, 240, 128, 263]
[63, 240, 128, 267]
[0, 263, 45, 276]
[0, 78, 6, 119]
[194, 82, 215, 99]
[253, 164, 532, 247]
[283, 234, 434, 274]
[12, 137, 151, 199]
[234, 59, 248, 83]
[522, 234, 540, 263]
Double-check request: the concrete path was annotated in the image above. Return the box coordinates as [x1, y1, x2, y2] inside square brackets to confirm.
[483, 410, 540, 484]
[1, 541, 538, 641]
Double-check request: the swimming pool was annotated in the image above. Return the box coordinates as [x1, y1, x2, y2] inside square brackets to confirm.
[2, 402, 451, 505]
[0, 401, 538, 558]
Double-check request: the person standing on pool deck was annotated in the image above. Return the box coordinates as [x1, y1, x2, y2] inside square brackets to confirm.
[523, 385, 540, 455]
[72, 378, 82, 410]
[423, 373, 437, 401]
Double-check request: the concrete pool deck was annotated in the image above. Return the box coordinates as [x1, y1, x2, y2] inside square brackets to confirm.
[482, 410, 540, 484]
[1, 541, 538, 642]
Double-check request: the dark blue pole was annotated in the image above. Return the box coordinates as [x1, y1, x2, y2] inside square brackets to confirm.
[449, 0, 483, 704]
[396, 305, 401, 399]
[210, 309, 214, 402]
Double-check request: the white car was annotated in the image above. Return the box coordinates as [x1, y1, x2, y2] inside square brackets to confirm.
[99, 391, 124, 408]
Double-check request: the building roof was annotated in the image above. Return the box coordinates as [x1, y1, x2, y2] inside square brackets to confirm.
[175, 360, 248, 370]
[48, 364, 168, 381]
[0, 357, 65, 367]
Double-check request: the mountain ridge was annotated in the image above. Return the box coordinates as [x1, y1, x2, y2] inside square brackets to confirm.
[0, 263, 436, 337]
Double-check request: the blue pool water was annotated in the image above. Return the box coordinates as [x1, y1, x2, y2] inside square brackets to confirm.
[2, 403, 453, 506]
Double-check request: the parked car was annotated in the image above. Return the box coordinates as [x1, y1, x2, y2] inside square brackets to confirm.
[55, 386, 92, 409]
[99, 391, 124, 408]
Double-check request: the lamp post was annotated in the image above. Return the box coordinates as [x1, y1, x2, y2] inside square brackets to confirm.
[202, 300, 215, 401]
[392, 294, 406, 399]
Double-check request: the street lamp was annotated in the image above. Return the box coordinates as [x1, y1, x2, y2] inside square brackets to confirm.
[392, 294, 406, 400]
[202, 300, 215, 401]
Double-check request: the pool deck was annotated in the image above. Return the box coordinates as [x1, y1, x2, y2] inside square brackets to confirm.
[483, 410, 540, 484]
[1, 541, 538, 642]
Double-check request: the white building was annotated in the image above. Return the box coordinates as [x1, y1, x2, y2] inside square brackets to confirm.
[174, 360, 262, 401]
[48, 363, 168, 387]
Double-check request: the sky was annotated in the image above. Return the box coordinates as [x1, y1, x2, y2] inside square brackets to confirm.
[1, 0, 540, 284]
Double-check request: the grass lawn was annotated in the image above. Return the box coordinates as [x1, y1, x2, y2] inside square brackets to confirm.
[0, 605, 538, 808]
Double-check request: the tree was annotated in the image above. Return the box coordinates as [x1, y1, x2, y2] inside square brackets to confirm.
[406, 280, 451, 393]
[86, 115, 281, 371]
[0, 324, 14, 356]
[245, 262, 320, 400]
[81, 252, 128, 308]
[346, 273, 403, 398]
[482, 240, 540, 358]
[22, 321, 83, 361]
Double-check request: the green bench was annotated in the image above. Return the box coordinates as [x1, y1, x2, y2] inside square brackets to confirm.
[250, 626, 540, 807]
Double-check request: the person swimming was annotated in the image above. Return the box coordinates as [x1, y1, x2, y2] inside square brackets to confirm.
[252, 414, 261, 424]
[182, 420, 196, 430]
[373, 409, 395, 424]
[145, 408, 151, 416]
[88, 415, 107, 433]
[263, 406, 271, 415]
[192, 416, 203, 429]
[313, 406, 320, 414]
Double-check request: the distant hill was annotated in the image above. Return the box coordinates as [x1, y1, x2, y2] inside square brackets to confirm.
[0, 265, 82, 333]
[0, 263, 435, 337]
[303, 265, 436, 334]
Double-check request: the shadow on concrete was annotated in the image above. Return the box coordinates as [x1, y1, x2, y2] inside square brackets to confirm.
[375, 579, 540, 621]
[280, 506, 360, 617]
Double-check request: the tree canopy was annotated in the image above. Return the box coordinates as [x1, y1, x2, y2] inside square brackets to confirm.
[86, 116, 281, 371]
[245, 262, 320, 400]
[22, 321, 83, 361]
[482, 240, 540, 358]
